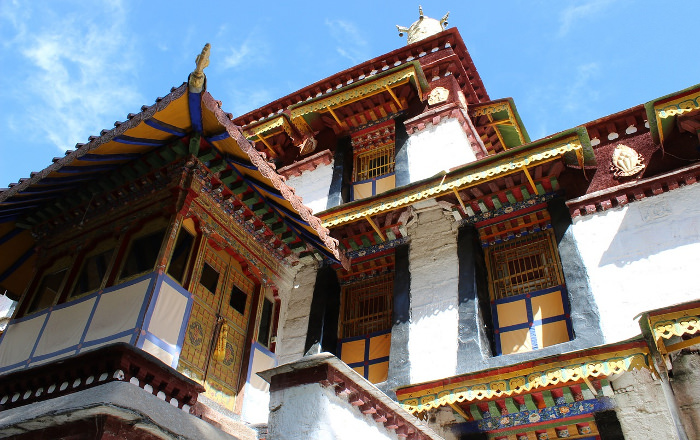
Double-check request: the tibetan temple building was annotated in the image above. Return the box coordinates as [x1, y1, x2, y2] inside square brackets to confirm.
[0, 8, 699, 440]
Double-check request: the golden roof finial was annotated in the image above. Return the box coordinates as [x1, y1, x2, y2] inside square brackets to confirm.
[188, 43, 210, 93]
[397, 7, 449, 45]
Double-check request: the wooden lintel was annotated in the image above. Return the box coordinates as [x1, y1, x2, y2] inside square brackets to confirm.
[256, 135, 278, 158]
[521, 166, 539, 195]
[364, 215, 386, 242]
[582, 376, 598, 397]
[328, 106, 347, 130]
[665, 335, 700, 353]
[384, 85, 404, 110]
[448, 402, 470, 421]
[452, 187, 468, 215]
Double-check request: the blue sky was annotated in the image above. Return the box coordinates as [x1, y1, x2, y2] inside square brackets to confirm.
[1, 0, 699, 188]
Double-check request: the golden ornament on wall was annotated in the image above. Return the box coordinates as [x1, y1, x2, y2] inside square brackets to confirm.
[610, 144, 645, 177]
[428, 87, 449, 105]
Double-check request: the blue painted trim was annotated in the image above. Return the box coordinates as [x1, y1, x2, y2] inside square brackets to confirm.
[351, 172, 395, 201]
[26, 313, 50, 364]
[78, 289, 104, 348]
[145, 118, 187, 136]
[0, 205, 40, 215]
[142, 332, 179, 355]
[206, 131, 230, 143]
[338, 328, 392, 343]
[113, 135, 170, 147]
[56, 164, 120, 174]
[0, 359, 31, 373]
[0, 247, 35, 283]
[245, 341, 277, 383]
[30, 345, 81, 362]
[131, 273, 159, 346]
[225, 157, 257, 171]
[79, 153, 142, 162]
[37, 175, 97, 185]
[0, 215, 19, 223]
[188, 92, 203, 133]
[345, 357, 390, 369]
[81, 329, 136, 349]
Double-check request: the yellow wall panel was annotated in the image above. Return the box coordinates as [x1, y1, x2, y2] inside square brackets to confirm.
[496, 300, 528, 327]
[368, 362, 389, 384]
[375, 175, 396, 195]
[340, 339, 365, 365]
[499, 328, 532, 354]
[535, 320, 570, 348]
[531, 291, 565, 320]
[369, 332, 391, 359]
[353, 182, 373, 200]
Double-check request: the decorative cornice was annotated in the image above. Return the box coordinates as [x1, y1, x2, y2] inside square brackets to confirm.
[320, 134, 583, 228]
[259, 353, 442, 440]
[566, 161, 700, 218]
[201, 93, 348, 269]
[0, 343, 201, 412]
[277, 149, 333, 179]
[289, 62, 428, 120]
[396, 342, 649, 414]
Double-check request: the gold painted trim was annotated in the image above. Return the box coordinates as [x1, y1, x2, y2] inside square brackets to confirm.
[321, 137, 582, 228]
[650, 308, 700, 343]
[398, 347, 649, 413]
[290, 64, 426, 119]
[654, 92, 700, 143]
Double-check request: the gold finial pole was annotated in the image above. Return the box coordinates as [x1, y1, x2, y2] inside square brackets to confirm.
[188, 43, 211, 93]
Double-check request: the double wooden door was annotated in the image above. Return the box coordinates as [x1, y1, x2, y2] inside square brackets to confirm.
[178, 245, 254, 411]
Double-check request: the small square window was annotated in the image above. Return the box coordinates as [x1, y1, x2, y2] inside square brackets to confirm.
[199, 263, 220, 294]
[229, 285, 247, 315]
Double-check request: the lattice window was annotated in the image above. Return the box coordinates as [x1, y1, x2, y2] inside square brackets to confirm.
[486, 229, 564, 300]
[354, 145, 395, 182]
[340, 273, 394, 338]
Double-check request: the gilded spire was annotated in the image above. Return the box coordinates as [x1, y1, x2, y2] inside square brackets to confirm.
[188, 43, 211, 93]
[396, 6, 449, 45]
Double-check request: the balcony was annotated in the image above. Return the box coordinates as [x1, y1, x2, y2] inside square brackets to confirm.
[0, 272, 192, 374]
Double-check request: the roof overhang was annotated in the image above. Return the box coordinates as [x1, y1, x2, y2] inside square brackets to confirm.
[318, 128, 594, 228]
[395, 339, 649, 414]
[646, 83, 700, 144]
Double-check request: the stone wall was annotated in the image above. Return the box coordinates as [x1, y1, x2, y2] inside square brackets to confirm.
[671, 350, 700, 436]
[407, 203, 460, 384]
[570, 183, 700, 343]
[611, 369, 678, 439]
[275, 262, 318, 365]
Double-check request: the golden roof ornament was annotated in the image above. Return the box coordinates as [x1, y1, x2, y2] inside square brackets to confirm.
[397, 6, 449, 45]
[611, 144, 645, 177]
[188, 43, 210, 93]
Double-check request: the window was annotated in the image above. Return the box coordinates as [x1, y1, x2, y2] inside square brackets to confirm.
[120, 228, 167, 280]
[199, 263, 220, 294]
[354, 144, 395, 182]
[486, 230, 564, 300]
[167, 228, 195, 285]
[27, 268, 67, 314]
[229, 284, 247, 315]
[71, 248, 114, 297]
[340, 273, 394, 338]
[257, 297, 274, 347]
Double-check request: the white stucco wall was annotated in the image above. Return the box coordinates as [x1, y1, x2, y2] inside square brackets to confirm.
[284, 161, 334, 214]
[570, 183, 700, 343]
[268, 383, 399, 440]
[407, 206, 460, 384]
[406, 118, 477, 182]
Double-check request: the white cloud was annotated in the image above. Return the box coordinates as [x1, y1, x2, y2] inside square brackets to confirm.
[563, 62, 601, 112]
[324, 18, 369, 64]
[559, 0, 614, 37]
[4, 0, 142, 152]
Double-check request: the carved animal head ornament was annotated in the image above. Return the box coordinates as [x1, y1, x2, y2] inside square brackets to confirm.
[610, 144, 645, 177]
